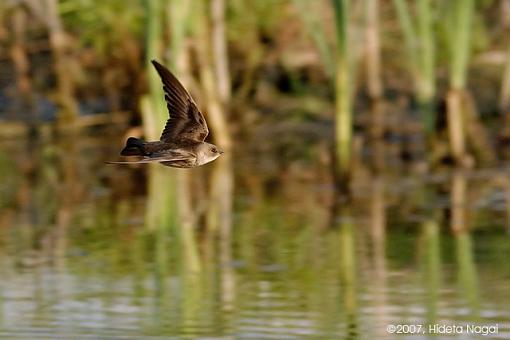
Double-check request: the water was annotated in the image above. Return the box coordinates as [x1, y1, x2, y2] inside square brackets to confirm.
[0, 134, 509, 339]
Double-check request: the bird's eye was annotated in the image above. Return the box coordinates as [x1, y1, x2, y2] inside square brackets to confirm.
[212, 148, 217, 153]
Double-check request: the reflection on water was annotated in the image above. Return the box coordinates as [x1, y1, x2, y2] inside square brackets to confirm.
[0, 134, 509, 339]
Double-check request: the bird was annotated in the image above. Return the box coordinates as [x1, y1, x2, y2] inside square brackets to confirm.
[106, 60, 223, 168]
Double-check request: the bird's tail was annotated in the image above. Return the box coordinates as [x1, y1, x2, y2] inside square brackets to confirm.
[120, 137, 145, 156]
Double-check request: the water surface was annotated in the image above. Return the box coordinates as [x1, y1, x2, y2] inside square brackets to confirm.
[0, 135, 509, 339]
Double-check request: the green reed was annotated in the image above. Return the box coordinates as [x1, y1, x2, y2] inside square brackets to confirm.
[142, 0, 166, 140]
[331, 0, 353, 184]
[448, 0, 473, 91]
[393, 0, 436, 133]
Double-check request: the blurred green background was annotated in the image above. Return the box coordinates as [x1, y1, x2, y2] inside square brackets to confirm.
[0, 0, 509, 339]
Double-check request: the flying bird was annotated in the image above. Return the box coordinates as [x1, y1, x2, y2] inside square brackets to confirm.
[107, 60, 223, 168]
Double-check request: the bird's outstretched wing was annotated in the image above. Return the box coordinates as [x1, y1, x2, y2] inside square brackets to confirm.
[151, 60, 209, 143]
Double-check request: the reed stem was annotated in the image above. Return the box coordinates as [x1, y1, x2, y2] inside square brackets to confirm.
[393, 0, 436, 133]
[365, 0, 383, 100]
[446, 0, 474, 165]
[332, 0, 353, 184]
[143, 0, 166, 140]
[449, 0, 474, 90]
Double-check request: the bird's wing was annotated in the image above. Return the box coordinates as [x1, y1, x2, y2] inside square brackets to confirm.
[106, 147, 196, 165]
[105, 156, 188, 165]
[105, 152, 190, 164]
[151, 60, 209, 143]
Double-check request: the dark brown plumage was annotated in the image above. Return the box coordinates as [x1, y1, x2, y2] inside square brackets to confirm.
[106, 60, 223, 168]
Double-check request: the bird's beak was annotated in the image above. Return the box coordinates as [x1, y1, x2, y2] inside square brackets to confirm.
[219, 150, 224, 154]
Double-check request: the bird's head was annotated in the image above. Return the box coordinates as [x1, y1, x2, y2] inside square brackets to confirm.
[198, 142, 224, 165]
